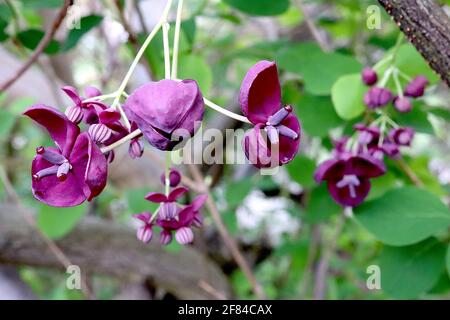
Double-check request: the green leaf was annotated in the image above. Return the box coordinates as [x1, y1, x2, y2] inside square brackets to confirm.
[37, 204, 87, 239]
[223, 0, 290, 16]
[178, 54, 213, 94]
[285, 156, 316, 188]
[126, 188, 158, 214]
[225, 179, 252, 207]
[62, 15, 103, 51]
[395, 44, 439, 83]
[354, 187, 450, 246]
[294, 94, 343, 137]
[277, 43, 362, 95]
[0, 16, 8, 42]
[394, 103, 433, 134]
[305, 185, 341, 223]
[181, 18, 196, 46]
[380, 238, 446, 299]
[429, 107, 450, 121]
[17, 29, 60, 54]
[332, 73, 366, 120]
[22, 0, 64, 9]
[447, 245, 450, 278]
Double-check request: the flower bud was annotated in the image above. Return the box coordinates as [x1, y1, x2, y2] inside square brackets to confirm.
[175, 227, 194, 245]
[88, 123, 112, 143]
[128, 138, 144, 159]
[404, 76, 428, 98]
[160, 169, 182, 187]
[362, 67, 378, 86]
[364, 87, 393, 109]
[160, 230, 172, 245]
[137, 225, 153, 244]
[389, 127, 415, 146]
[394, 96, 413, 113]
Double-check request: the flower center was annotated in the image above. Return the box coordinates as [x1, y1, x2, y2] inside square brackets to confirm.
[264, 105, 298, 144]
[336, 174, 360, 198]
[398, 132, 410, 145]
[33, 147, 72, 182]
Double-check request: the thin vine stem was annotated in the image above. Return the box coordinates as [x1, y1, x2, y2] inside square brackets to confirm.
[171, 0, 184, 79]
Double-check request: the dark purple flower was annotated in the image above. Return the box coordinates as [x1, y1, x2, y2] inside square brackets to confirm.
[380, 141, 400, 159]
[362, 67, 378, 86]
[161, 168, 182, 187]
[239, 61, 301, 168]
[389, 127, 415, 146]
[156, 194, 208, 245]
[24, 105, 108, 207]
[404, 76, 429, 98]
[354, 124, 380, 146]
[394, 96, 413, 113]
[314, 154, 386, 207]
[133, 212, 153, 244]
[124, 79, 205, 151]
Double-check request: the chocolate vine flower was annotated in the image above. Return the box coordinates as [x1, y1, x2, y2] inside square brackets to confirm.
[24, 105, 108, 207]
[124, 79, 205, 151]
[362, 67, 378, 86]
[239, 60, 301, 168]
[394, 96, 413, 113]
[314, 154, 386, 207]
[161, 168, 182, 187]
[133, 212, 154, 244]
[389, 127, 415, 146]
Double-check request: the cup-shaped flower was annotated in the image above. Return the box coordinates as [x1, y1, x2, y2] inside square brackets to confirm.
[314, 154, 386, 207]
[62, 86, 108, 125]
[124, 79, 205, 151]
[239, 60, 301, 168]
[389, 127, 415, 146]
[363, 87, 393, 109]
[24, 105, 108, 207]
[404, 76, 428, 98]
[133, 212, 153, 244]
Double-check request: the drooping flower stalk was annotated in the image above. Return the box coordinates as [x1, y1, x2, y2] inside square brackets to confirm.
[171, 0, 184, 79]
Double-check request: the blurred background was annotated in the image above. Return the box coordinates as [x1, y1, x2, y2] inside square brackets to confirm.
[0, 0, 450, 300]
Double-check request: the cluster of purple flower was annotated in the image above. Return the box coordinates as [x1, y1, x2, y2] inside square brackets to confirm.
[314, 67, 428, 207]
[23, 60, 303, 245]
[133, 168, 207, 245]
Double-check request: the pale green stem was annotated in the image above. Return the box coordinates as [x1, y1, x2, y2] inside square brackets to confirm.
[110, 0, 174, 127]
[393, 69, 404, 98]
[378, 66, 393, 88]
[100, 128, 141, 154]
[165, 152, 171, 196]
[83, 91, 121, 103]
[171, 0, 184, 79]
[204, 97, 251, 124]
[162, 21, 171, 79]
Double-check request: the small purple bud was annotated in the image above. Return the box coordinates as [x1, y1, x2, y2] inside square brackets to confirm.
[160, 230, 172, 245]
[394, 96, 413, 113]
[137, 225, 153, 244]
[362, 67, 378, 86]
[175, 227, 194, 245]
[88, 123, 112, 143]
[160, 169, 182, 187]
[364, 87, 393, 109]
[405, 76, 429, 98]
[128, 139, 144, 159]
[65, 105, 83, 124]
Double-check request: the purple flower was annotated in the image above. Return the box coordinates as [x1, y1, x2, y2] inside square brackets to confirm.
[239, 61, 301, 168]
[62, 86, 108, 125]
[404, 76, 429, 98]
[364, 86, 393, 109]
[389, 127, 415, 146]
[380, 141, 400, 159]
[160, 168, 182, 187]
[124, 79, 205, 151]
[354, 124, 380, 147]
[133, 212, 154, 244]
[129, 138, 144, 159]
[24, 105, 108, 207]
[314, 154, 386, 207]
[362, 67, 378, 86]
[394, 96, 413, 113]
[157, 194, 208, 245]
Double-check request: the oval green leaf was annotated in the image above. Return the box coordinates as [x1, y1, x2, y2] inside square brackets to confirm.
[223, 0, 290, 16]
[332, 73, 366, 120]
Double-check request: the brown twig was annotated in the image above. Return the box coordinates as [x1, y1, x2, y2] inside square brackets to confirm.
[295, 0, 331, 52]
[313, 213, 346, 300]
[0, 0, 73, 93]
[0, 165, 94, 299]
[396, 158, 424, 187]
[187, 164, 267, 299]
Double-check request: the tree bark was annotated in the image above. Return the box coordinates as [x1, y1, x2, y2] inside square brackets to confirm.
[378, 0, 450, 86]
[0, 204, 231, 300]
